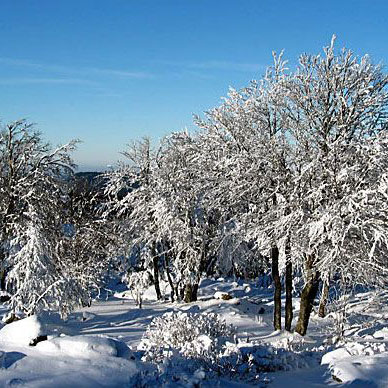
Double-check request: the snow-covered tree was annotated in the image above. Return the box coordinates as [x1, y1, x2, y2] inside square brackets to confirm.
[6, 206, 60, 315]
[103, 134, 218, 302]
[103, 138, 166, 300]
[124, 270, 153, 308]
[103, 38, 388, 337]
[0, 119, 89, 316]
[61, 173, 118, 306]
[283, 37, 388, 334]
[154, 132, 223, 302]
[192, 37, 388, 335]
[193, 52, 295, 330]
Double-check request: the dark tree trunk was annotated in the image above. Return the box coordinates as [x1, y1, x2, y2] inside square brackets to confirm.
[295, 258, 320, 336]
[0, 248, 6, 291]
[164, 262, 175, 302]
[318, 280, 330, 318]
[174, 280, 180, 301]
[184, 283, 198, 303]
[285, 258, 293, 332]
[152, 255, 162, 300]
[161, 242, 179, 302]
[179, 285, 185, 301]
[271, 246, 282, 331]
[0, 268, 6, 291]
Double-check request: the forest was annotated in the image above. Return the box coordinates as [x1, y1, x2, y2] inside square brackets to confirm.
[0, 38, 387, 386]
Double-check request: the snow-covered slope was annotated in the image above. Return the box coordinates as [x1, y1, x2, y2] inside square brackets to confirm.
[0, 279, 388, 386]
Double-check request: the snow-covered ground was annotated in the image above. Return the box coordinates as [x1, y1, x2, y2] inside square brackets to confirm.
[0, 278, 388, 387]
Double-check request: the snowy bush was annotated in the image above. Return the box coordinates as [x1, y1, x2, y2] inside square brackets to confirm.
[138, 311, 235, 363]
[218, 341, 319, 376]
[123, 270, 152, 308]
[138, 310, 321, 384]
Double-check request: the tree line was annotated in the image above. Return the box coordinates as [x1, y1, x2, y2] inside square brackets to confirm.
[1, 37, 387, 335]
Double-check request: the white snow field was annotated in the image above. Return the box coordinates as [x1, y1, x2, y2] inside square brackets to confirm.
[0, 278, 388, 387]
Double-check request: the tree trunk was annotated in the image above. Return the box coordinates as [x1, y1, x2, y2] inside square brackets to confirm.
[295, 259, 320, 336]
[174, 280, 180, 301]
[0, 271, 6, 291]
[271, 246, 282, 331]
[285, 259, 293, 332]
[0, 233, 7, 291]
[318, 280, 330, 318]
[152, 255, 162, 300]
[138, 293, 142, 309]
[184, 283, 198, 303]
[164, 262, 175, 302]
[0, 248, 6, 291]
[179, 285, 185, 301]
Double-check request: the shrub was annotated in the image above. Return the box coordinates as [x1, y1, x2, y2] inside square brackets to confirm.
[123, 270, 152, 308]
[138, 311, 235, 363]
[138, 311, 321, 385]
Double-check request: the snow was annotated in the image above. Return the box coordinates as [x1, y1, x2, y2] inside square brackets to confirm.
[0, 279, 387, 386]
[36, 335, 121, 358]
[213, 291, 232, 300]
[0, 314, 138, 387]
[328, 353, 388, 387]
[373, 327, 388, 340]
[0, 311, 73, 346]
[0, 315, 43, 346]
[0, 350, 139, 388]
[321, 347, 351, 365]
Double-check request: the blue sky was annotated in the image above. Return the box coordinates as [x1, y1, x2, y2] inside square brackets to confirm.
[1, 0, 387, 170]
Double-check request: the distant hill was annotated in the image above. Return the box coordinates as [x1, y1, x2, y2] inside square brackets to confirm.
[75, 171, 102, 184]
[74, 171, 139, 200]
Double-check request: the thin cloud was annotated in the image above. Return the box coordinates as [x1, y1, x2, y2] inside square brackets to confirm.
[0, 57, 262, 82]
[87, 67, 152, 79]
[159, 59, 264, 73]
[0, 57, 154, 80]
[0, 77, 98, 86]
[169, 69, 215, 81]
[0, 57, 48, 70]
[189, 60, 263, 73]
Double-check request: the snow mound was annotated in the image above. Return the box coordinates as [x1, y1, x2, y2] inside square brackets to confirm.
[36, 335, 128, 358]
[0, 350, 26, 369]
[322, 341, 387, 366]
[373, 327, 388, 340]
[0, 312, 70, 347]
[259, 330, 316, 349]
[0, 315, 45, 346]
[328, 353, 388, 386]
[322, 342, 388, 385]
[0, 348, 139, 387]
[321, 347, 351, 365]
